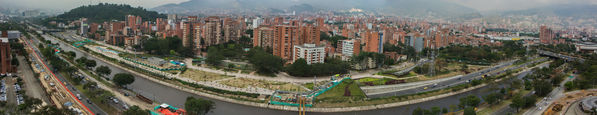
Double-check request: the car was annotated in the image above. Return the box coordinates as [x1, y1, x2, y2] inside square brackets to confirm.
[423, 87, 428, 90]
[87, 99, 92, 104]
[113, 99, 119, 103]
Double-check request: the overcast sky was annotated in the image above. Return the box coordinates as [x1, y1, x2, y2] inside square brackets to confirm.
[0, 0, 188, 11]
[443, 0, 597, 11]
[1, 0, 596, 12]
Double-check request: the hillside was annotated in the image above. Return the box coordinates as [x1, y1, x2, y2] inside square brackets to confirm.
[56, 3, 166, 23]
[151, 0, 480, 20]
[501, 4, 597, 19]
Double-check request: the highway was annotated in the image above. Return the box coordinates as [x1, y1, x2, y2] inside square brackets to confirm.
[26, 33, 107, 115]
[537, 49, 585, 62]
[367, 58, 541, 98]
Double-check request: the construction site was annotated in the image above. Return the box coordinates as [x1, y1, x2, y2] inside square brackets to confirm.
[25, 39, 91, 115]
[543, 89, 597, 115]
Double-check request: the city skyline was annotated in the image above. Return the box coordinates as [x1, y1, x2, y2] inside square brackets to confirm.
[2, 0, 597, 12]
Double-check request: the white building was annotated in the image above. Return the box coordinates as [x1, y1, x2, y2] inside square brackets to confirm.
[252, 17, 263, 29]
[293, 44, 325, 64]
[337, 39, 360, 61]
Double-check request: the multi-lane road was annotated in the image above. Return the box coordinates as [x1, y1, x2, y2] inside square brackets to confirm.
[26, 33, 106, 115]
[367, 58, 544, 98]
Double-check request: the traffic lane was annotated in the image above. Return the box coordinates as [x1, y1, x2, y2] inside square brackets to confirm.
[24, 39, 97, 115]
[370, 61, 530, 98]
[37, 52, 107, 115]
[27, 38, 107, 115]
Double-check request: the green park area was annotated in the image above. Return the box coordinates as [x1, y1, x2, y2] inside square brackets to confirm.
[314, 79, 367, 107]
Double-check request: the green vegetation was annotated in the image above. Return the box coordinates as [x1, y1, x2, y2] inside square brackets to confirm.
[122, 106, 149, 115]
[95, 65, 112, 77]
[355, 77, 398, 86]
[509, 94, 537, 112]
[75, 57, 97, 69]
[412, 107, 446, 115]
[351, 52, 396, 68]
[439, 41, 525, 65]
[112, 73, 135, 86]
[247, 47, 284, 75]
[537, 44, 576, 54]
[483, 92, 504, 106]
[142, 37, 194, 57]
[565, 54, 597, 90]
[532, 80, 553, 97]
[52, 3, 165, 23]
[463, 107, 476, 115]
[320, 32, 347, 47]
[185, 97, 215, 115]
[316, 79, 366, 103]
[286, 58, 350, 77]
[459, 95, 481, 108]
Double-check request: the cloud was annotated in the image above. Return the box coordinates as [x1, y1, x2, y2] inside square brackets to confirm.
[442, 0, 597, 11]
[0, 0, 188, 11]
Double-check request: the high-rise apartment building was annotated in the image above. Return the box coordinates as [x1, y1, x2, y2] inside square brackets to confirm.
[0, 38, 14, 75]
[253, 26, 275, 48]
[293, 44, 325, 64]
[364, 31, 383, 53]
[273, 25, 299, 61]
[299, 25, 320, 45]
[203, 16, 222, 46]
[337, 39, 360, 61]
[540, 26, 555, 44]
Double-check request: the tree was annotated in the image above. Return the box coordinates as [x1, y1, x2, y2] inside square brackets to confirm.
[431, 106, 442, 115]
[76, 57, 88, 66]
[113, 73, 135, 87]
[205, 47, 223, 66]
[286, 58, 310, 76]
[12, 58, 19, 66]
[442, 107, 448, 114]
[509, 95, 537, 112]
[66, 51, 76, 58]
[510, 95, 524, 112]
[463, 107, 476, 115]
[227, 63, 235, 70]
[533, 80, 553, 97]
[564, 81, 576, 90]
[123, 106, 149, 115]
[483, 93, 503, 105]
[248, 47, 284, 74]
[185, 97, 215, 115]
[85, 59, 97, 68]
[412, 107, 431, 115]
[18, 96, 43, 112]
[95, 66, 112, 77]
[459, 95, 481, 108]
